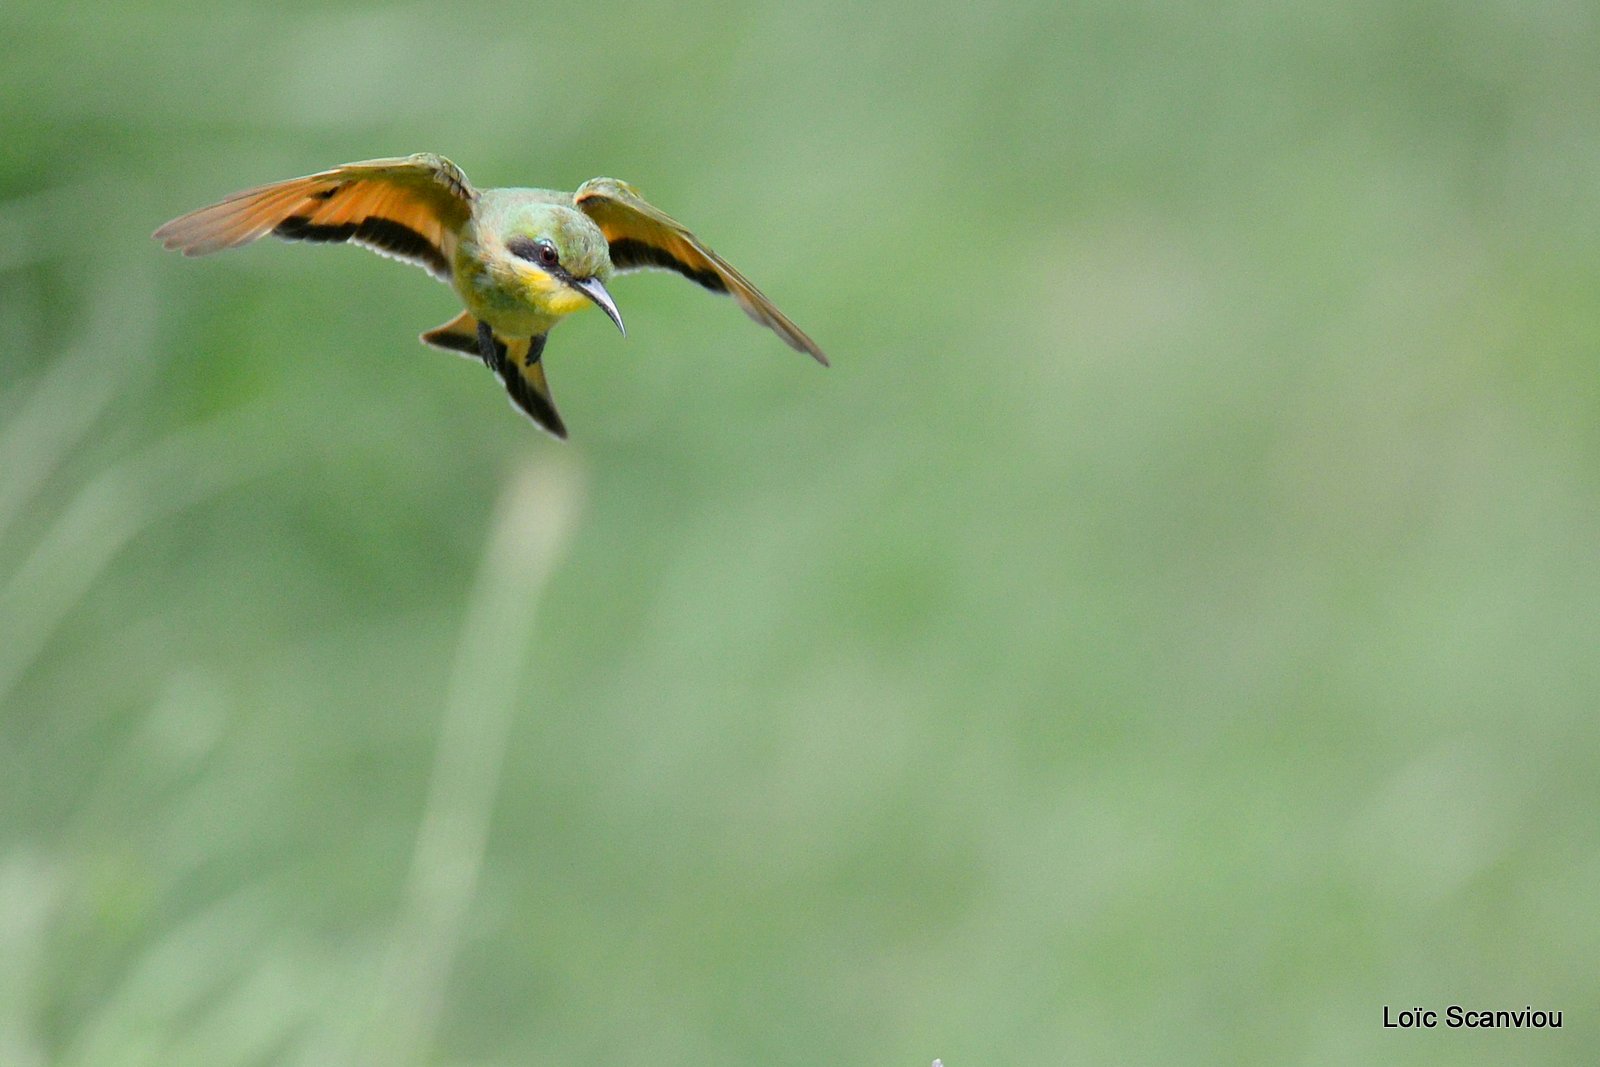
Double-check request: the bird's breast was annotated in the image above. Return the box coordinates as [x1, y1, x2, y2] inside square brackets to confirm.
[451, 243, 556, 337]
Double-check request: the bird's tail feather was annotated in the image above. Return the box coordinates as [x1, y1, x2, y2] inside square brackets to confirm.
[491, 334, 566, 440]
[422, 314, 566, 439]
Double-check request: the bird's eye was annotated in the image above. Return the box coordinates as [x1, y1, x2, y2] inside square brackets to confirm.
[508, 236, 562, 270]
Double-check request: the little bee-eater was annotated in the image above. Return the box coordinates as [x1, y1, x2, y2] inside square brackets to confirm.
[154, 154, 827, 438]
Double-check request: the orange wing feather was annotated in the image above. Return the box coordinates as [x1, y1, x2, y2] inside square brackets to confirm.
[154, 154, 476, 283]
[573, 178, 828, 366]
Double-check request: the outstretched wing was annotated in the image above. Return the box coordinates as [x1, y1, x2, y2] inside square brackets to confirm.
[573, 178, 828, 366]
[153, 154, 476, 283]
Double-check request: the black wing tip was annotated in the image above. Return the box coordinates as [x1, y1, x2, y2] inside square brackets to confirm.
[420, 329, 480, 357]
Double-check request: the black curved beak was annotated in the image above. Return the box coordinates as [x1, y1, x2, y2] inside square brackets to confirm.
[571, 276, 626, 337]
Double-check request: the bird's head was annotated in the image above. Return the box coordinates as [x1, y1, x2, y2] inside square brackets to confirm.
[497, 205, 624, 334]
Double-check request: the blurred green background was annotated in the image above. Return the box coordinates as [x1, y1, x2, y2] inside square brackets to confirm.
[4, 1, 1599, 1064]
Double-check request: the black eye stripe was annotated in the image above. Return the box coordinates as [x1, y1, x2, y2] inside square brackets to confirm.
[508, 236, 562, 269]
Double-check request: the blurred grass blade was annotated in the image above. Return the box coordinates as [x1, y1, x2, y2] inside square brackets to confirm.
[0, 180, 113, 273]
[0, 254, 157, 551]
[0, 407, 304, 706]
[363, 456, 583, 1067]
[0, 851, 54, 1067]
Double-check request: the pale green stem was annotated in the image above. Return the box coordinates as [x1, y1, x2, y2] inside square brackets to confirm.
[362, 456, 583, 1067]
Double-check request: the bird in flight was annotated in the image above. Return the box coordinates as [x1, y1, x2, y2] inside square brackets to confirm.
[153, 154, 827, 438]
